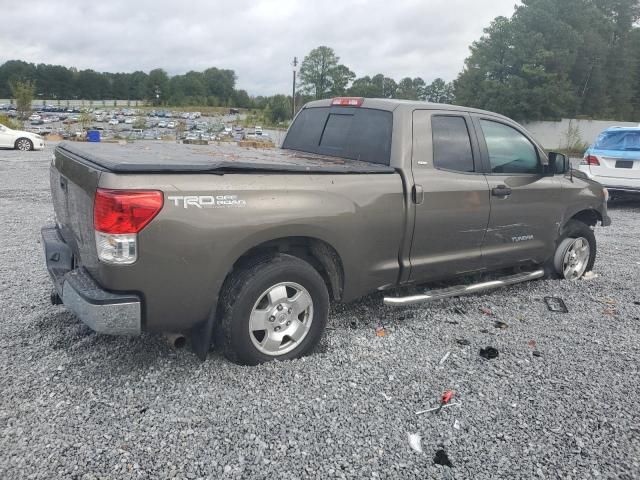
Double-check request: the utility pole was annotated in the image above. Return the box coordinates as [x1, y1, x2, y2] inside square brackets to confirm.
[292, 56, 298, 118]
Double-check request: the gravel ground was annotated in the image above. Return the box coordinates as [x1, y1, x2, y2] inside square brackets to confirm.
[1, 145, 639, 479]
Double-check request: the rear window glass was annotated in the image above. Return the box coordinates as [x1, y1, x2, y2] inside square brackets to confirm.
[283, 107, 393, 165]
[594, 130, 640, 151]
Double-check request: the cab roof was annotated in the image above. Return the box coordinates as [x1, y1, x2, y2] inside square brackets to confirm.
[303, 97, 513, 122]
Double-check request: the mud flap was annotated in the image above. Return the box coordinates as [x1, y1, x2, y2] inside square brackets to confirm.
[191, 300, 218, 361]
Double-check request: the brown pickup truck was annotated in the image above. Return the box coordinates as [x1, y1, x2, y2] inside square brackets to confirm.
[42, 98, 610, 364]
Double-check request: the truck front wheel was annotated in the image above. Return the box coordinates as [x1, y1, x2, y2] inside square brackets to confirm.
[216, 254, 329, 365]
[550, 220, 597, 280]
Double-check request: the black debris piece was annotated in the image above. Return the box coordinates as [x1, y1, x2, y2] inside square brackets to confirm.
[544, 297, 569, 313]
[494, 321, 509, 329]
[532, 350, 542, 357]
[479, 347, 499, 360]
[453, 306, 467, 315]
[433, 449, 453, 467]
[456, 338, 471, 346]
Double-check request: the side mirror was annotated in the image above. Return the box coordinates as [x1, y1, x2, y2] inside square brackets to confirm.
[545, 152, 570, 176]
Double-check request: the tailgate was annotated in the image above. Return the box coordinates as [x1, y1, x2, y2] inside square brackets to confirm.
[50, 147, 102, 270]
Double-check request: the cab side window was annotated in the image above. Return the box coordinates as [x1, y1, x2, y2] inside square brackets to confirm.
[480, 120, 540, 174]
[431, 116, 475, 173]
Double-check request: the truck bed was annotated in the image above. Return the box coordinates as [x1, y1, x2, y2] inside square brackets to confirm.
[56, 141, 396, 174]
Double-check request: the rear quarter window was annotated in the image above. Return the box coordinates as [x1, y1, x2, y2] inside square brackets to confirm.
[283, 107, 393, 165]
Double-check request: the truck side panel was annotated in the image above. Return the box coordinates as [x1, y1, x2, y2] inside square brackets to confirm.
[91, 172, 406, 332]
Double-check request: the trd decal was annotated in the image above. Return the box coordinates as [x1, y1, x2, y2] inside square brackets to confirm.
[167, 195, 247, 209]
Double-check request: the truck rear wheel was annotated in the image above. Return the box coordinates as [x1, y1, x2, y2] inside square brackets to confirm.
[216, 254, 329, 365]
[550, 220, 596, 280]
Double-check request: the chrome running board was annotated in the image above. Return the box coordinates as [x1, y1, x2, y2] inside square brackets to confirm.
[383, 269, 545, 306]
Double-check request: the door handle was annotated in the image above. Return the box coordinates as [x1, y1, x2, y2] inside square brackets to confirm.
[412, 184, 424, 205]
[491, 185, 512, 197]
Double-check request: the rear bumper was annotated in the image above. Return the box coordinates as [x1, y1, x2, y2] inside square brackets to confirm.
[41, 225, 141, 335]
[604, 185, 640, 194]
[577, 165, 640, 192]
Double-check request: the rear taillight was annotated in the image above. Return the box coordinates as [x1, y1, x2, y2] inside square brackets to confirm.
[94, 189, 163, 264]
[331, 97, 364, 107]
[581, 155, 600, 166]
[94, 189, 163, 234]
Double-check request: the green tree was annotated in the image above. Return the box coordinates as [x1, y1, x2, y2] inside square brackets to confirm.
[423, 78, 455, 104]
[299, 46, 354, 99]
[329, 64, 355, 96]
[266, 94, 291, 124]
[454, 0, 640, 121]
[299, 46, 338, 99]
[454, 6, 576, 121]
[146, 68, 170, 105]
[9, 79, 35, 119]
[79, 110, 93, 130]
[396, 77, 425, 100]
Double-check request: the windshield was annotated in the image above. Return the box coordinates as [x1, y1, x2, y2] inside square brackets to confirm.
[283, 106, 393, 165]
[594, 130, 640, 151]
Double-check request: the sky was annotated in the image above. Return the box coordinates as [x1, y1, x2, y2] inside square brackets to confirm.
[0, 0, 519, 96]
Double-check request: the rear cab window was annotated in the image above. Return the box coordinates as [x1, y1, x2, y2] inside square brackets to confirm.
[431, 115, 475, 173]
[283, 107, 393, 165]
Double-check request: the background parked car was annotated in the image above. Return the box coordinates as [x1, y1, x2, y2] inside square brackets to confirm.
[580, 126, 640, 197]
[0, 124, 45, 151]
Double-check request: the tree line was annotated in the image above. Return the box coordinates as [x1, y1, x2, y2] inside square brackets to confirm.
[454, 0, 640, 121]
[3, 0, 639, 123]
[297, 46, 454, 103]
[297, 0, 640, 121]
[0, 60, 248, 108]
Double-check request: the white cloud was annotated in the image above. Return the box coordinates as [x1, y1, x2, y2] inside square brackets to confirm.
[0, 0, 518, 95]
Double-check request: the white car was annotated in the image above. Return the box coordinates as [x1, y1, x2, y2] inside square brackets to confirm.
[108, 119, 119, 126]
[0, 124, 45, 151]
[579, 126, 640, 196]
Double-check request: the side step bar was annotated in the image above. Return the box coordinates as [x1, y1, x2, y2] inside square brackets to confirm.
[383, 269, 545, 306]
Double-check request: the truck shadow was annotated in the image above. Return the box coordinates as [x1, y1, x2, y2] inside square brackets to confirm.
[34, 309, 201, 374]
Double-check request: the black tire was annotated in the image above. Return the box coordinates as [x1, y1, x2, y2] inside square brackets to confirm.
[546, 219, 596, 280]
[215, 254, 329, 365]
[15, 138, 33, 151]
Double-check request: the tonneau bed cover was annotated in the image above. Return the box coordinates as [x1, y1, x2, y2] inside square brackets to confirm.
[55, 141, 396, 174]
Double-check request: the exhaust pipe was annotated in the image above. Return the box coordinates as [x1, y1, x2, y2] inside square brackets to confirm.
[164, 333, 187, 349]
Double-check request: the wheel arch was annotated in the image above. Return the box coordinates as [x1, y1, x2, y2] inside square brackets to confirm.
[567, 208, 602, 229]
[14, 137, 33, 150]
[226, 236, 345, 302]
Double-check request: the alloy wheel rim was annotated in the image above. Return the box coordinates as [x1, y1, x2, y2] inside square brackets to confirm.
[249, 282, 313, 356]
[562, 237, 590, 280]
[17, 139, 30, 151]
